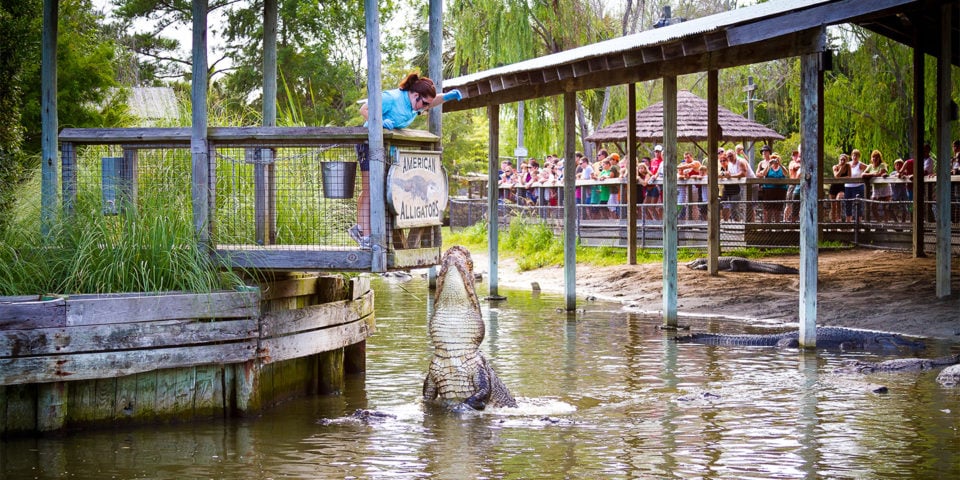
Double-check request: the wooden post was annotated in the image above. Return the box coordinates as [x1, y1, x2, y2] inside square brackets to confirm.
[799, 50, 824, 349]
[662, 76, 678, 328]
[935, 2, 953, 298]
[37, 382, 67, 432]
[318, 348, 345, 394]
[911, 26, 926, 257]
[627, 84, 638, 265]
[41, 0, 58, 238]
[563, 91, 577, 311]
[191, 0, 211, 251]
[427, 0, 443, 288]
[707, 70, 720, 274]
[261, 0, 278, 245]
[487, 104, 502, 298]
[365, 0, 387, 272]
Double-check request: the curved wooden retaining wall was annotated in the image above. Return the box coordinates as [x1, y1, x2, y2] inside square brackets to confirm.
[0, 274, 374, 436]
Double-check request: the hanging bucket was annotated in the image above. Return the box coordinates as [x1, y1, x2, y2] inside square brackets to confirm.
[321, 161, 358, 199]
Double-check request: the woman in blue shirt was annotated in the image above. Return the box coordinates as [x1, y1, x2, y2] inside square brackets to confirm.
[350, 72, 461, 247]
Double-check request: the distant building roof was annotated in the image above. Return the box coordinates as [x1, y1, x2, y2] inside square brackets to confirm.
[585, 91, 784, 145]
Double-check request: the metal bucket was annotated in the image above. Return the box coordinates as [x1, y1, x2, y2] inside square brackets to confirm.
[321, 161, 358, 199]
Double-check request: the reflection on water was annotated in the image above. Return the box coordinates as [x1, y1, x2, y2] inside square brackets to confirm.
[3, 274, 959, 478]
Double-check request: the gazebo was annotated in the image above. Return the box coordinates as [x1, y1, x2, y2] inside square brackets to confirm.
[585, 90, 784, 157]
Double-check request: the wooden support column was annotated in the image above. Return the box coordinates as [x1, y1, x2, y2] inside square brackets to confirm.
[911, 26, 926, 257]
[427, 0, 443, 289]
[627, 85, 638, 264]
[662, 76, 678, 328]
[260, 0, 278, 245]
[563, 91, 577, 310]
[935, 2, 953, 298]
[191, 0, 211, 251]
[41, 0, 58, 237]
[707, 70, 720, 274]
[364, 0, 386, 272]
[37, 382, 67, 432]
[799, 49, 824, 349]
[487, 104, 503, 298]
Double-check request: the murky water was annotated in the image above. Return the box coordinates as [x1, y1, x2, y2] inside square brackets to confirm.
[2, 275, 959, 479]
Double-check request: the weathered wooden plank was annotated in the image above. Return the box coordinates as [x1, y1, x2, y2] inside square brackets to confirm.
[259, 275, 318, 301]
[37, 382, 67, 432]
[136, 370, 158, 421]
[260, 290, 374, 337]
[66, 379, 95, 424]
[662, 41, 685, 60]
[65, 291, 259, 326]
[349, 275, 370, 300]
[260, 320, 371, 365]
[115, 373, 138, 420]
[0, 297, 66, 330]
[95, 377, 116, 421]
[4, 384, 36, 432]
[318, 348, 345, 394]
[314, 275, 347, 303]
[193, 365, 223, 417]
[217, 248, 373, 271]
[389, 246, 441, 270]
[155, 369, 177, 417]
[0, 340, 257, 385]
[173, 368, 196, 414]
[0, 385, 6, 433]
[0, 318, 257, 358]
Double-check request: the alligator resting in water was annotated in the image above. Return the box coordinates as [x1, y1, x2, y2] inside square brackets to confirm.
[675, 326, 924, 351]
[686, 256, 799, 274]
[833, 354, 960, 374]
[423, 246, 517, 410]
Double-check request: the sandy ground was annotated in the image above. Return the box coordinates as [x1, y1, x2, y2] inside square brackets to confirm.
[465, 248, 960, 341]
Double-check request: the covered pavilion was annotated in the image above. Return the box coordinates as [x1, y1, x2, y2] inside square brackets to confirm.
[441, 0, 958, 347]
[584, 90, 785, 157]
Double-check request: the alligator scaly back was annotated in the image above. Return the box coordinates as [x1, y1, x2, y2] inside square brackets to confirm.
[675, 326, 924, 351]
[423, 246, 517, 410]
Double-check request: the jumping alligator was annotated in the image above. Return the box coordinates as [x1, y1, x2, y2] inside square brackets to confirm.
[686, 256, 799, 274]
[675, 326, 924, 351]
[833, 354, 960, 374]
[423, 246, 517, 410]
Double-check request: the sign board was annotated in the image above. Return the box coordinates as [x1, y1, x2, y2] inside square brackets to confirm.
[387, 150, 448, 228]
[514, 147, 528, 158]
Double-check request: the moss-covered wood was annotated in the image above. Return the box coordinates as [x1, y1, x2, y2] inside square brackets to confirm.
[0, 274, 374, 436]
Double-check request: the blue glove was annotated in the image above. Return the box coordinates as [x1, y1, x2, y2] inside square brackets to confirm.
[382, 118, 395, 129]
[442, 89, 463, 102]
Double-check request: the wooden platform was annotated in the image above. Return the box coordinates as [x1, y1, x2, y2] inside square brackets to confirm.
[1, 275, 374, 435]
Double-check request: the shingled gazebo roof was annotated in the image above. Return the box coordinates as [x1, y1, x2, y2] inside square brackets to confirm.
[585, 90, 784, 145]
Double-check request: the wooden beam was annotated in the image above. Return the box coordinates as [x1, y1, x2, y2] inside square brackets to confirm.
[41, 0, 58, 238]
[191, 0, 211, 251]
[707, 70, 720, 275]
[935, 1, 954, 297]
[365, 0, 386, 272]
[444, 30, 823, 113]
[487, 104, 501, 298]
[563, 91, 577, 311]
[627, 84, 638, 265]
[799, 51, 824, 349]
[662, 76, 678, 328]
[911, 24, 926, 257]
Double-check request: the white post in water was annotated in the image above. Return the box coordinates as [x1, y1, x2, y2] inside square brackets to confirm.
[661, 76, 678, 327]
[563, 92, 577, 311]
[487, 104, 502, 298]
[935, 2, 953, 298]
[799, 47, 824, 349]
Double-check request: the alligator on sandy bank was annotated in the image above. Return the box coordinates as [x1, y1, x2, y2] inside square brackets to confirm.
[833, 354, 960, 374]
[675, 326, 924, 351]
[686, 256, 799, 274]
[423, 246, 517, 410]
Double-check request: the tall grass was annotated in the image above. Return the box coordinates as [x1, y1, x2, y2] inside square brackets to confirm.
[0, 152, 246, 296]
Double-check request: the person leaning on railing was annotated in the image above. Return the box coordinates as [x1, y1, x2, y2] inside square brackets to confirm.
[757, 153, 788, 222]
[862, 149, 891, 222]
[354, 72, 462, 249]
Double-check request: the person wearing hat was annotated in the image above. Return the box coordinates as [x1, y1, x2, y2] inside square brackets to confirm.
[756, 145, 773, 173]
[757, 153, 788, 222]
[649, 145, 664, 203]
